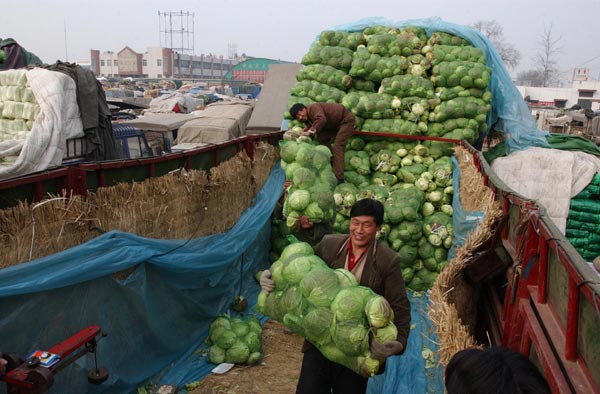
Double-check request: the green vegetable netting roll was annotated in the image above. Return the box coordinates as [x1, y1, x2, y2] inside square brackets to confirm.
[257, 241, 399, 377]
[427, 31, 470, 46]
[364, 27, 428, 57]
[341, 91, 395, 119]
[431, 61, 491, 89]
[318, 31, 367, 51]
[361, 119, 421, 135]
[379, 74, 434, 99]
[435, 86, 492, 102]
[205, 315, 263, 366]
[351, 79, 376, 92]
[301, 45, 354, 72]
[296, 64, 353, 91]
[423, 44, 486, 66]
[349, 47, 409, 82]
[430, 96, 490, 123]
[290, 79, 346, 104]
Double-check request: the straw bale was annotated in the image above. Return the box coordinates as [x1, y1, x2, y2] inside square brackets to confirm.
[201, 152, 254, 235]
[252, 142, 280, 191]
[0, 149, 276, 270]
[428, 146, 503, 365]
[0, 195, 96, 268]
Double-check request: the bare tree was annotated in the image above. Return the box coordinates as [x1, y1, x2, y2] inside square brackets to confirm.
[516, 70, 545, 86]
[471, 20, 521, 69]
[534, 23, 562, 87]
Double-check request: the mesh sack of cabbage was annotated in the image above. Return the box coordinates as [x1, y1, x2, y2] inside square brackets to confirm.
[280, 140, 338, 228]
[205, 315, 263, 365]
[257, 241, 399, 377]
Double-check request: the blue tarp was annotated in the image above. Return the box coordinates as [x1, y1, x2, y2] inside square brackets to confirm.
[0, 165, 285, 393]
[448, 156, 485, 259]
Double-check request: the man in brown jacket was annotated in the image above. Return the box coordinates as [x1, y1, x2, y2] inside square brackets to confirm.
[260, 198, 411, 393]
[289, 103, 355, 183]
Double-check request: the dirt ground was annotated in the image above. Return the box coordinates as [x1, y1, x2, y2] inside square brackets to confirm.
[188, 320, 304, 394]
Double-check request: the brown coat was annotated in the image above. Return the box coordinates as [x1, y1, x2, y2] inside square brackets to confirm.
[305, 103, 355, 180]
[312, 234, 412, 352]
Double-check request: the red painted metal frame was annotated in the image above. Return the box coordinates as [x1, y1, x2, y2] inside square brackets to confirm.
[0, 132, 282, 203]
[1, 326, 103, 393]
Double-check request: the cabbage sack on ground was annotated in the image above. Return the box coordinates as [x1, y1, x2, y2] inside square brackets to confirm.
[205, 315, 263, 365]
[257, 241, 398, 377]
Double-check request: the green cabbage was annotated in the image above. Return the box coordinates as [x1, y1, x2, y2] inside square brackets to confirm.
[365, 295, 394, 328]
[225, 342, 250, 364]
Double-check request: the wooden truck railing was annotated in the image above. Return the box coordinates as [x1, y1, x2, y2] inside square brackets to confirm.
[0, 132, 282, 210]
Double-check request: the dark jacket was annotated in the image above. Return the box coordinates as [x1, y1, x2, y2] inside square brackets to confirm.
[306, 103, 350, 133]
[313, 234, 412, 352]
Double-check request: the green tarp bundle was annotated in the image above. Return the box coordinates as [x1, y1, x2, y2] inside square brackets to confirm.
[566, 173, 600, 261]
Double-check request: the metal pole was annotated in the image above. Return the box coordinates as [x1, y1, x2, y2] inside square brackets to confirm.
[63, 18, 68, 62]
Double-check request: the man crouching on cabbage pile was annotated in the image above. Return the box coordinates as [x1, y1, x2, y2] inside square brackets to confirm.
[260, 198, 411, 394]
[289, 102, 355, 185]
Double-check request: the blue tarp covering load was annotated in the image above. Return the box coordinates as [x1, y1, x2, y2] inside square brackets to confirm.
[0, 167, 284, 393]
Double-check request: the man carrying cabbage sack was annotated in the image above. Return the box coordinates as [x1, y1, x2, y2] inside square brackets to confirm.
[289, 102, 355, 184]
[260, 198, 411, 394]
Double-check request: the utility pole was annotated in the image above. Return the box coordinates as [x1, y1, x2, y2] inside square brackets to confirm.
[63, 18, 69, 62]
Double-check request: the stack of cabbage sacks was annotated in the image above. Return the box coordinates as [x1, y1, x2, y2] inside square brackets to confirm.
[280, 139, 338, 228]
[257, 241, 398, 377]
[205, 315, 263, 365]
[566, 173, 600, 261]
[0, 69, 40, 163]
[284, 30, 364, 128]
[424, 32, 492, 152]
[287, 26, 493, 147]
[334, 136, 454, 291]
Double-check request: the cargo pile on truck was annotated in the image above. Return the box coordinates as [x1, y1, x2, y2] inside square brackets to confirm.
[274, 25, 495, 294]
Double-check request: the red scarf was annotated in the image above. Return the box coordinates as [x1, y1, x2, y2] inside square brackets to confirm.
[347, 242, 367, 272]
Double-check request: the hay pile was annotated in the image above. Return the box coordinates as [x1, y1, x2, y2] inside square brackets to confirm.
[0, 144, 279, 269]
[428, 145, 504, 365]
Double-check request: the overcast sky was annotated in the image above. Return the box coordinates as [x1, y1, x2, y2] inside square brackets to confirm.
[3, 0, 600, 83]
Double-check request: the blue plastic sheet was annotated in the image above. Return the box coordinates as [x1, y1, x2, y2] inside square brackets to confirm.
[0, 165, 285, 394]
[367, 291, 444, 394]
[323, 17, 549, 154]
[448, 156, 485, 259]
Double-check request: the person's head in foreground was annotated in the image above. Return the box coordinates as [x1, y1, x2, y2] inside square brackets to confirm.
[445, 347, 551, 394]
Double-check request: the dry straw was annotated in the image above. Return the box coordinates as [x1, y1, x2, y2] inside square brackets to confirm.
[428, 145, 504, 365]
[0, 144, 279, 269]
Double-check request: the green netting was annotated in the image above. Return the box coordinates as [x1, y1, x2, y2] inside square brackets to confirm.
[568, 211, 600, 225]
[581, 251, 600, 261]
[568, 237, 600, 250]
[566, 229, 589, 239]
[566, 219, 600, 234]
[569, 199, 600, 215]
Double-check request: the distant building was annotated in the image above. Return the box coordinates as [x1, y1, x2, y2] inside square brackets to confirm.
[90, 47, 241, 79]
[518, 77, 600, 111]
[227, 58, 292, 84]
[515, 67, 600, 111]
